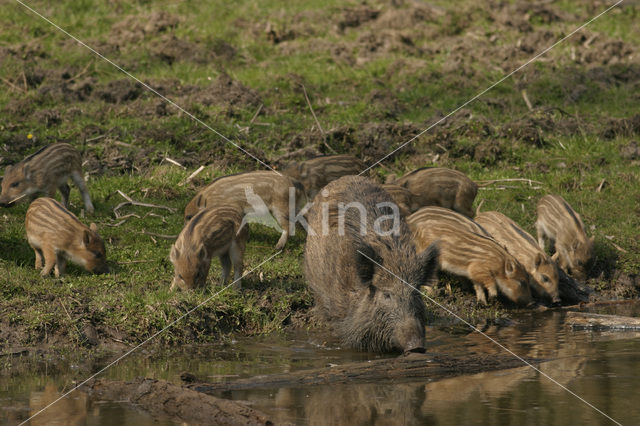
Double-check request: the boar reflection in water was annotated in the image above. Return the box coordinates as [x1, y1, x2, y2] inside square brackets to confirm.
[25, 197, 108, 277]
[304, 176, 439, 353]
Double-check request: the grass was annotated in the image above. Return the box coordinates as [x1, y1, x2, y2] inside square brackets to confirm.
[1, 0, 639, 350]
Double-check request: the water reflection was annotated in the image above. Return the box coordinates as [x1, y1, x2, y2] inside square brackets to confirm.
[2, 308, 640, 425]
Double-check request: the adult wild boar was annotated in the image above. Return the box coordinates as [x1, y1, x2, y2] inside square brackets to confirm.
[304, 176, 439, 353]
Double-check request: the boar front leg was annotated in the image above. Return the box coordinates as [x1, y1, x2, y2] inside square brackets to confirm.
[33, 247, 44, 270]
[472, 281, 488, 305]
[270, 208, 289, 250]
[58, 183, 71, 208]
[219, 253, 232, 286]
[40, 245, 57, 277]
[54, 254, 67, 277]
[229, 240, 245, 290]
[71, 171, 94, 214]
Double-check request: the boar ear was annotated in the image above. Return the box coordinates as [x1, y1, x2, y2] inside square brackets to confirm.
[355, 243, 379, 285]
[534, 252, 544, 268]
[82, 229, 92, 246]
[170, 245, 179, 262]
[198, 246, 208, 261]
[22, 164, 31, 180]
[417, 242, 439, 285]
[89, 222, 98, 233]
[505, 258, 517, 277]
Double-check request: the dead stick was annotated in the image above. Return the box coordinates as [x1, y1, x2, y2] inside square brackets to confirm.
[180, 165, 205, 186]
[301, 84, 337, 154]
[477, 178, 543, 187]
[0, 76, 25, 93]
[249, 103, 263, 124]
[521, 89, 533, 111]
[141, 230, 177, 239]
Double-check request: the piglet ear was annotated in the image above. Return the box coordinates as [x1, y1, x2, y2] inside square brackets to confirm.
[505, 258, 517, 277]
[170, 245, 180, 262]
[534, 252, 544, 268]
[83, 229, 92, 246]
[22, 164, 31, 180]
[198, 246, 208, 261]
[417, 242, 439, 286]
[89, 222, 98, 233]
[355, 243, 379, 285]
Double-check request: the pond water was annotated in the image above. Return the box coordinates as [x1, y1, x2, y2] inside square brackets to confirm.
[2, 304, 640, 425]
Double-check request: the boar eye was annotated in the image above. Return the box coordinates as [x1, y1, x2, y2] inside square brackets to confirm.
[10, 181, 19, 188]
[383, 292, 391, 300]
[541, 275, 550, 283]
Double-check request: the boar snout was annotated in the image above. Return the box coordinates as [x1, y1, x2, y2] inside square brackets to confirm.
[93, 263, 110, 275]
[394, 318, 425, 354]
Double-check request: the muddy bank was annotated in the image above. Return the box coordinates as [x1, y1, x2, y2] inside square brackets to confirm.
[82, 377, 273, 425]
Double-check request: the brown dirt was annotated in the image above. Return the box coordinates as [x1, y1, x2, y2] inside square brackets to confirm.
[601, 114, 640, 139]
[620, 141, 640, 160]
[338, 6, 380, 31]
[109, 11, 180, 45]
[83, 377, 273, 425]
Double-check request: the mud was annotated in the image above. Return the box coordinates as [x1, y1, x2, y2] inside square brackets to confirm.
[83, 377, 273, 425]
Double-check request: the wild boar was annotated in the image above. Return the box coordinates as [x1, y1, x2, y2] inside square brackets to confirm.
[281, 154, 365, 199]
[476, 211, 560, 303]
[381, 183, 413, 217]
[184, 171, 306, 250]
[407, 207, 533, 305]
[304, 175, 439, 353]
[25, 197, 108, 277]
[170, 206, 248, 291]
[387, 167, 477, 217]
[536, 195, 594, 281]
[408, 206, 490, 236]
[0, 143, 94, 214]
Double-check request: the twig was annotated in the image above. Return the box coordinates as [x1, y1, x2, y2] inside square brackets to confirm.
[301, 84, 324, 134]
[163, 157, 186, 169]
[476, 178, 543, 187]
[301, 84, 337, 154]
[142, 212, 168, 223]
[86, 134, 106, 143]
[106, 213, 141, 227]
[521, 89, 533, 111]
[113, 190, 177, 217]
[21, 71, 28, 91]
[119, 259, 156, 264]
[596, 178, 606, 193]
[70, 60, 93, 81]
[556, 139, 567, 150]
[249, 103, 263, 124]
[583, 34, 598, 48]
[141, 230, 177, 239]
[0, 76, 25, 93]
[179, 165, 206, 186]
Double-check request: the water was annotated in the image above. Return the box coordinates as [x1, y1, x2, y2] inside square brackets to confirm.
[2, 305, 640, 425]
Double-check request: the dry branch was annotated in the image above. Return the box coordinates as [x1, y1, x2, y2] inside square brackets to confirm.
[114, 190, 177, 218]
[141, 230, 177, 239]
[476, 178, 543, 187]
[186, 352, 543, 392]
[179, 165, 206, 186]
